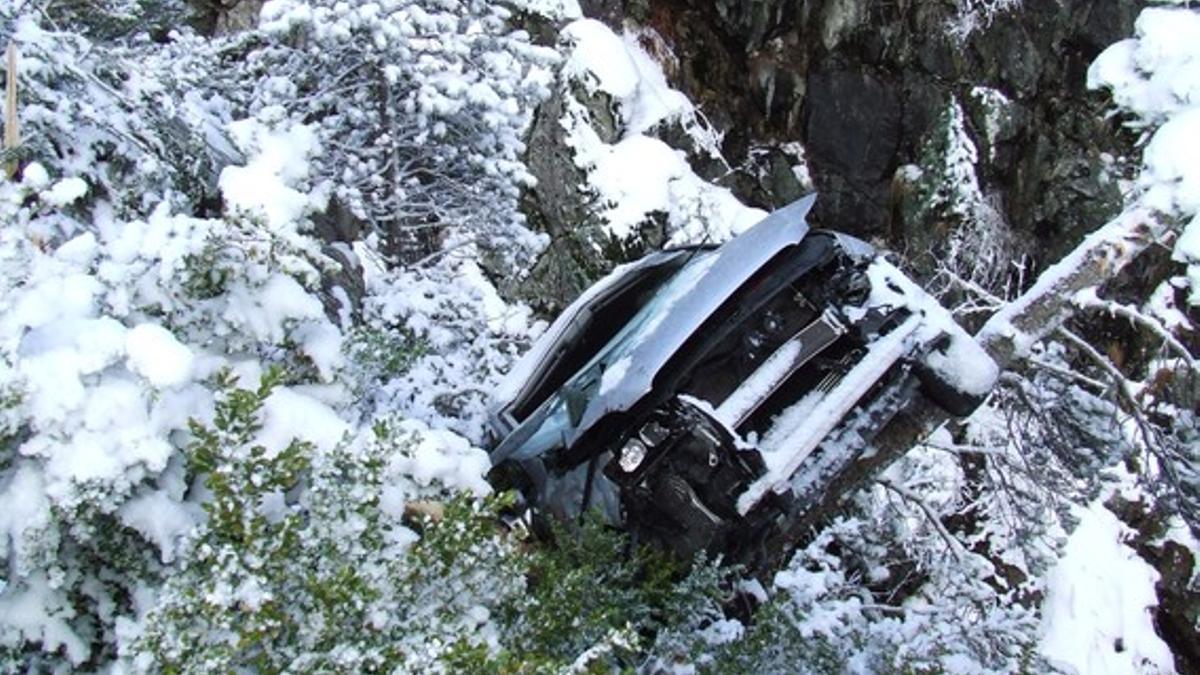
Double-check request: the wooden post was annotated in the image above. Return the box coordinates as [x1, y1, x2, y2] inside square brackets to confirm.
[4, 43, 18, 179]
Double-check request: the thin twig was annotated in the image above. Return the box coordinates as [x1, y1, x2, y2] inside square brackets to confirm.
[1056, 326, 1193, 508]
[1026, 356, 1108, 392]
[877, 478, 964, 562]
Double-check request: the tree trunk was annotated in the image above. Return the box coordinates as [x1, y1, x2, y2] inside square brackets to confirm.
[4, 44, 18, 179]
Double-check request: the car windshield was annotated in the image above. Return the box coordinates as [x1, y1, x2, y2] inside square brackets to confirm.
[505, 249, 719, 460]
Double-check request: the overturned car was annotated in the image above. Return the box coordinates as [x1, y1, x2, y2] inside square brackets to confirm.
[487, 195, 998, 569]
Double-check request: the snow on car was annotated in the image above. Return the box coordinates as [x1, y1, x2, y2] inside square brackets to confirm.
[487, 195, 998, 568]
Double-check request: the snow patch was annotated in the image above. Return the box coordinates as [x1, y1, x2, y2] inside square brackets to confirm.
[219, 119, 320, 231]
[1040, 501, 1175, 674]
[387, 419, 493, 497]
[559, 18, 762, 244]
[118, 490, 203, 563]
[41, 177, 88, 207]
[125, 324, 195, 388]
[254, 387, 349, 456]
[505, 0, 582, 21]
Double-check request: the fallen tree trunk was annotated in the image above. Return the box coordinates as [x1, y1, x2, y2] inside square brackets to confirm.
[764, 207, 1168, 567]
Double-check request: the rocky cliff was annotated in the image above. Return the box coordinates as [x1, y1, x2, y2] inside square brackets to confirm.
[521, 0, 1146, 292]
[610, 1, 1143, 260]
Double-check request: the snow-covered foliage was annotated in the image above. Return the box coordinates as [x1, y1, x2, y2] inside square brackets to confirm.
[0, 0, 546, 668]
[907, 98, 1019, 300]
[1086, 4, 1200, 532]
[239, 0, 558, 268]
[1, 0, 1196, 671]
[354, 251, 541, 442]
[1090, 6, 1200, 309]
[125, 373, 518, 672]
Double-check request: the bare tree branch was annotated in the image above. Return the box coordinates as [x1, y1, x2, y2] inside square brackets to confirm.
[877, 477, 965, 562]
[977, 207, 1164, 367]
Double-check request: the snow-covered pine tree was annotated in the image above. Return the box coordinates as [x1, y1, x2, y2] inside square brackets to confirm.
[231, 0, 556, 269]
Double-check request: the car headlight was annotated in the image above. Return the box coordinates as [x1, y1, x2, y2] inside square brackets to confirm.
[618, 438, 648, 473]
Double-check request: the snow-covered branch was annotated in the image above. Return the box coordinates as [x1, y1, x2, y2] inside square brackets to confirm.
[1072, 287, 1196, 369]
[976, 207, 1165, 368]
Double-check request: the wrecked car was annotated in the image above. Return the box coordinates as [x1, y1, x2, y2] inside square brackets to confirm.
[487, 195, 998, 568]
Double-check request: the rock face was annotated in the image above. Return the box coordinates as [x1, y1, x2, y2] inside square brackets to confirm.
[512, 81, 631, 316]
[191, 0, 266, 35]
[595, 0, 1145, 269]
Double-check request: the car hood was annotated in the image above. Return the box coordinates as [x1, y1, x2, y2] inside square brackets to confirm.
[570, 194, 815, 437]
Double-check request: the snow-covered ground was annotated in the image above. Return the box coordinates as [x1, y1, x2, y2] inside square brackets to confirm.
[1041, 498, 1174, 674]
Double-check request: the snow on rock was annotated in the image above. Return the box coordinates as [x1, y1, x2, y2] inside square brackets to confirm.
[1040, 501, 1175, 674]
[590, 135, 689, 238]
[562, 20, 640, 99]
[559, 18, 763, 244]
[562, 20, 691, 136]
[125, 323, 195, 388]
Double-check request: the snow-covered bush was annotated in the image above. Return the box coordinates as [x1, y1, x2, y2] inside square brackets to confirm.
[1, 2, 590, 668]
[2, 12, 238, 222]
[121, 369, 730, 672]
[0, 5, 390, 667]
[126, 370, 519, 672]
[358, 253, 541, 442]
[233, 0, 558, 267]
[17, 0, 193, 41]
